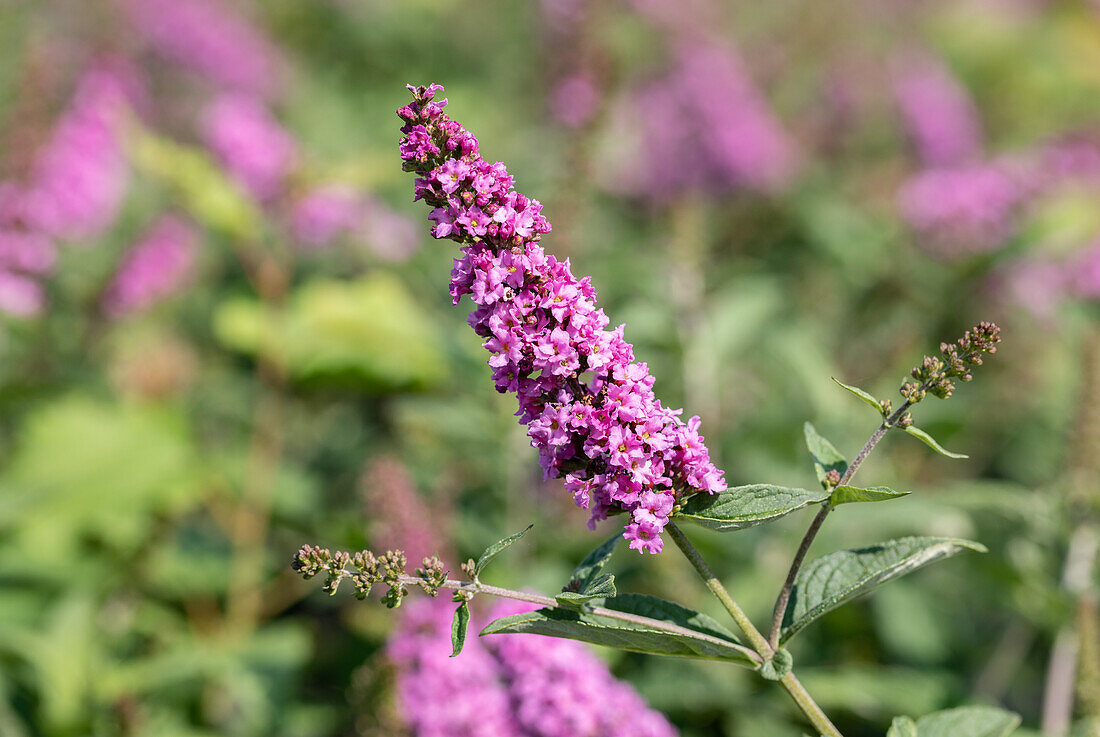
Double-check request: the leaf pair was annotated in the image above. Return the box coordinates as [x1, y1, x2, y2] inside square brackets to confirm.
[450, 524, 534, 656]
[677, 479, 907, 533]
[556, 533, 620, 608]
[832, 378, 968, 459]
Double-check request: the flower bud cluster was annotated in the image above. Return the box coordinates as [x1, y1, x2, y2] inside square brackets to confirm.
[292, 544, 439, 607]
[900, 321, 1001, 402]
[398, 84, 726, 553]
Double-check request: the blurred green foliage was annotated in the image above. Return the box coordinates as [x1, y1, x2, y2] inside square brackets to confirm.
[1, 0, 1099, 736]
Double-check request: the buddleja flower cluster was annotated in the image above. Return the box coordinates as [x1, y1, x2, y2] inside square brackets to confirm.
[388, 599, 677, 737]
[901, 321, 1002, 402]
[398, 84, 726, 553]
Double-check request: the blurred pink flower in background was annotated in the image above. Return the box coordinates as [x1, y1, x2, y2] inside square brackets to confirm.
[291, 185, 364, 249]
[0, 229, 56, 277]
[550, 74, 600, 129]
[897, 161, 1027, 257]
[362, 455, 447, 566]
[359, 198, 419, 262]
[387, 598, 677, 737]
[1069, 239, 1100, 299]
[893, 53, 983, 167]
[291, 185, 419, 261]
[999, 258, 1069, 318]
[625, 41, 796, 199]
[21, 65, 133, 243]
[125, 0, 285, 98]
[0, 271, 45, 318]
[102, 216, 198, 318]
[203, 93, 299, 201]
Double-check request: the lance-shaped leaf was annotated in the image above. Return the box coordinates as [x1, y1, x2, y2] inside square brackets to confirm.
[829, 485, 910, 506]
[450, 602, 470, 657]
[904, 426, 968, 459]
[678, 484, 830, 532]
[832, 378, 885, 415]
[482, 593, 758, 666]
[780, 537, 986, 644]
[913, 706, 1020, 737]
[804, 422, 848, 487]
[474, 524, 533, 578]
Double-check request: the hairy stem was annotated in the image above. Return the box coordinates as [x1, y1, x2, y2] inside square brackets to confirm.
[767, 396, 916, 649]
[665, 522, 844, 737]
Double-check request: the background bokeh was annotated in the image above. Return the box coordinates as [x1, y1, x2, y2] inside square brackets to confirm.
[1, 0, 1099, 735]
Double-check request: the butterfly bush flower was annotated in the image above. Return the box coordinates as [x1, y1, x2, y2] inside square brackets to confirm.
[897, 160, 1028, 257]
[398, 84, 725, 553]
[203, 93, 299, 202]
[387, 599, 677, 737]
[893, 53, 982, 167]
[362, 455, 450, 567]
[291, 185, 419, 261]
[1070, 239, 1100, 299]
[626, 43, 795, 199]
[125, 0, 284, 98]
[102, 216, 198, 317]
[550, 74, 600, 129]
[21, 66, 132, 242]
[0, 270, 45, 318]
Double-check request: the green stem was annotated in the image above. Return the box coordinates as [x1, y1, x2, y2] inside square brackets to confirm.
[665, 522, 844, 737]
[767, 396, 918, 649]
[335, 572, 762, 666]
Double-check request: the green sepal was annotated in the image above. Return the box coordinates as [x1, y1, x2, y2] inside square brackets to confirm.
[903, 426, 969, 459]
[678, 484, 830, 532]
[830, 485, 910, 506]
[474, 524, 534, 578]
[780, 536, 987, 644]
[804, 422, 849, 488]
[450, 601, 470, 657]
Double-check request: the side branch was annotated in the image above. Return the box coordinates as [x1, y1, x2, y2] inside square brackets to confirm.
[385, 573, 763, 665]
[767, 396, 917, 649]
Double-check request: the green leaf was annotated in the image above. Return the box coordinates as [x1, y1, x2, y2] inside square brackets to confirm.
[830, 485, 910, 506]
[780, 537, 987, 644]
[914, 706, 1020, 737]
[474, 524, 533, 577]
[450, 602, 469, 657]
[887, 716, 918, 737]
[679, 484, 830, 532]
[556, 573, 617, 608]
[213, 274, 445, 391]
[832, 378, 885, 414]
[904, 426, 969, 459]
[566, 533, 620, 591]
[482, 593, 757, 666]
[804, 422, 849, 487]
